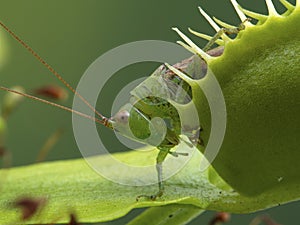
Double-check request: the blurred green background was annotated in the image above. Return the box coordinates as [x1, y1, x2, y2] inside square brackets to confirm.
[0, 0, 298, 224]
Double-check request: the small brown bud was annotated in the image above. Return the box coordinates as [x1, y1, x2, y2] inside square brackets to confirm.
[35, 85, 68, 101]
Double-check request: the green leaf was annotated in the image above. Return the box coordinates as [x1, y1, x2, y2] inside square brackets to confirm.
[0, 147, 299, 224]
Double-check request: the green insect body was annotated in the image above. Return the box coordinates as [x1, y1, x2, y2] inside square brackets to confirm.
[113, 54, 216, 199]
[112, 0, 300, 199]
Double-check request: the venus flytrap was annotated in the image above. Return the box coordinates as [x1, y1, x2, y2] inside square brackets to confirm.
[0, 0, 299, 224]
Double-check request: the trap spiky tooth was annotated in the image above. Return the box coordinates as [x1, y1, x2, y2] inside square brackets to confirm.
[198, 6, 221, 32]
[176, 41, 196, 55]
[213, 17, 239, 30]
[164, 63, 196, 85]
[198, 7, 231, 42]
[279, 0, 295, 11]
[230, 0, 248, 22]
[238, 5, 268, 22]
[188, 28, 225, 46]
[172, 27, 212, 62]
[265, 0, 279, 16]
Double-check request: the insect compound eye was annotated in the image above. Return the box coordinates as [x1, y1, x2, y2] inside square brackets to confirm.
[114, 110, 130, 124]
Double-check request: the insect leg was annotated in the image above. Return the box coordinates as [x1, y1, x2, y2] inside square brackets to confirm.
[136, 149, 169, 201]
[169, 152, 189, 157]
[203, 29, 225, 52]
[203, 18, 251, 52]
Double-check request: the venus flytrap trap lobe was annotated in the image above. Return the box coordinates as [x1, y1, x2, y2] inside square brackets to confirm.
[0, 0, 299, 223]
[199, 0, 300, 196]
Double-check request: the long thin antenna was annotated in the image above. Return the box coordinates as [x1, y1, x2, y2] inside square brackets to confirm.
[0, 21, 109, 125]
[0, 86, 107, 126]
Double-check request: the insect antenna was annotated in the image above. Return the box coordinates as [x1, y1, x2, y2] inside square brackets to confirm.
[0, 21, 111, 127]
[0, 86, 106, 125]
